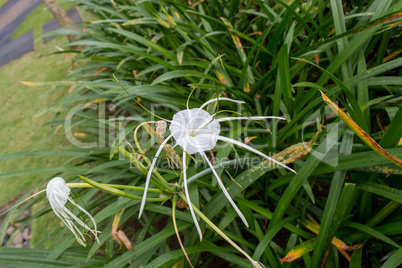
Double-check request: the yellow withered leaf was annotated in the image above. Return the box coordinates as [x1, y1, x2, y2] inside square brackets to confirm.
[82, 98, 107, 109]
[244, 136, 257, 145]
[274, 117, 323, 165]
[280, 239, 315, 263]
[216, 72, 227, 85]
[117, 230, 134, 252]
[300, 216, 363, 262]
[112, 209, 125, 249]
[110, 21, 121, 29]
[320, 90, 402, 168]
[73, 132, 86, 138]
[19, 81, 42, 86]
[94, 67, 109, 75]
[111, 209, 134, 252]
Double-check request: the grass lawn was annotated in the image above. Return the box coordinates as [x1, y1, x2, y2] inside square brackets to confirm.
[0, 0, 87, 248]
[0, 36, 75, 206]
[0, 35, 76, 247]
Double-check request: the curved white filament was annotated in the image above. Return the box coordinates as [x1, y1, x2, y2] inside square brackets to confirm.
[218, 136, 296, 173]
[54, 207, 86, 246]
[139, 134, 173, 218]
[63, 205, 99, 243]
[69, 198, 100, 243]
[201, 152, 249, 227]
[200, 97, 245, 110]
[183, 152, 203, 240]
[216, 116, 286, 123]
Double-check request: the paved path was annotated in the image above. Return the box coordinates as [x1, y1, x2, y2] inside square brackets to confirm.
[0, 0, 41, 66]
[0, 0, 41, 44]
[0, 0, 81, 67]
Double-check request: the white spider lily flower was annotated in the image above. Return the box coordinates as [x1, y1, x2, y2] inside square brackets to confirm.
[46, 177, 100, 247]
[141, 97, 296, 240]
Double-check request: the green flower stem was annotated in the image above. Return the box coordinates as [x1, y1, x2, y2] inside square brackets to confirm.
[178, 158, 185, 187]
[78, 175, 170, 202]
[172, 195, 193, 267]
[178, 192, 263, 267]
[132, 122, 172, 185]
[118, 146, 174, 192]
[66, 183, 161, 193]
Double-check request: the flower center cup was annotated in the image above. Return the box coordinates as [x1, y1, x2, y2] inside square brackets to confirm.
[169, 108, 220, 154]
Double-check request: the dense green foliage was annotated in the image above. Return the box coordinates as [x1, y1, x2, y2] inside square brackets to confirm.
[1, 0, 401, 267]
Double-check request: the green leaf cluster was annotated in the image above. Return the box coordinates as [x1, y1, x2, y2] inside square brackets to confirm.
[1, 0, 401, 267]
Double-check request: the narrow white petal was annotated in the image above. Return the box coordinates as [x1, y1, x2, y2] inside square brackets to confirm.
[216, 116, 286, 123]
[56, 208, 86, 246]
[218, 136, 296, 173]
[63, 206, 98, 244]
[253, 261, 265, 268]
[68, 219, 87, 246]
[200, 152, 249, 227]
[139, 134, 173, 218]
[200, 97, 245, 110]
[63, 205, 88, 227]
[68, 198, 100, 243]
[182, 152, 203, 241]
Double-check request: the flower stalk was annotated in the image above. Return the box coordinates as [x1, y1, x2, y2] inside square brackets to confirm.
[78, 175, 170, 202]
[66, 182, 161, 193]
[172, 195, 194, 268]
[178, 192, 264, 268]
[118, 146, 174, 192]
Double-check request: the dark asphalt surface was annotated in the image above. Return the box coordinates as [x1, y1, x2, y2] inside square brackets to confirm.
[0, 0, 82, 67]
[1, 31, 34, 66]
[0, 0, 41, 44]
